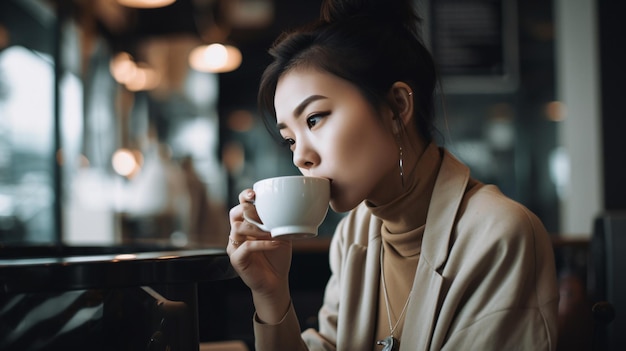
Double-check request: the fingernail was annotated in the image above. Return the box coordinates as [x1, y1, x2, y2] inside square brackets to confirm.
[246, 190, 254, 199]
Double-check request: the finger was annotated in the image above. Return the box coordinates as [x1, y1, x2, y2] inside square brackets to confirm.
[228, 188, 255, 222]
[228, 238, 288, 257]
[232, 189, 262, 223]
[227, 220, 272, 255]
[226, 232, 279, 256]
[229, 203, 261, 231]
[229, 204, 243, 222]
[231, 220, 272, 239]
[238, 188, 255, 204]
[226, 236, 241, 255]
[245, 238, 291, 250]
[228, 236, 243, 248]
[227, 230, 249, 254]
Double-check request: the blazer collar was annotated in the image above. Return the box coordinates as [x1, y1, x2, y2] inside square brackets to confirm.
[420, 148, 470, 272]
[400, 148, 471, 351]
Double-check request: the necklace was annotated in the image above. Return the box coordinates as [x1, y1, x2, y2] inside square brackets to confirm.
[376, 245, 411, 351]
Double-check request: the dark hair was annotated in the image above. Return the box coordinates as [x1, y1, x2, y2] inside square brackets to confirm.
[258, 0, 438, 143]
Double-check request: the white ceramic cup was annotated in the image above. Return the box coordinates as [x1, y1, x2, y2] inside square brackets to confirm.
[244, 175, 330, 239]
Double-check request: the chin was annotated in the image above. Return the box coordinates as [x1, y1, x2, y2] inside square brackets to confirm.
[329, 199, 360, 214]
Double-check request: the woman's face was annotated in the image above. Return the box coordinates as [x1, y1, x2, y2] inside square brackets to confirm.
[274, 67, 401, 212]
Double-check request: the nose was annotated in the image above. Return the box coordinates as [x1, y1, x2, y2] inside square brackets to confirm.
[292, 138, 320, 171]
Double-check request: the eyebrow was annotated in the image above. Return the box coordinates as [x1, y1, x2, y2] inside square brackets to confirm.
[276, 95, 328, 130]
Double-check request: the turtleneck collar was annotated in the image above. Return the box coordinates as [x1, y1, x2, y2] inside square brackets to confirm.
[366, 142, 442, 256]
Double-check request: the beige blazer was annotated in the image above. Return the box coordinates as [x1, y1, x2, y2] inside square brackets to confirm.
[255, 149, 560, 351]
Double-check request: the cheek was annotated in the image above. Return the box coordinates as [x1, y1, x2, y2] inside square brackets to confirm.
[327, 121, 397, 208]
[334, 111, 391, 156]
[344, 124, 396, 171]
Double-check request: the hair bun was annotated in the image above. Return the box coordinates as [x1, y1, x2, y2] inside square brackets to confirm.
[320, 0, 422, 38]
[321, 0, 366, 22]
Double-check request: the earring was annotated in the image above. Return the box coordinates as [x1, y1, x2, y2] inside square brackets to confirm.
[393, 118, 405, 189]
[399, 143, 405, 190]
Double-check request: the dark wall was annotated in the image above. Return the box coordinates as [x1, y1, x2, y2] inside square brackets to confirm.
[599, 0, 626, 211]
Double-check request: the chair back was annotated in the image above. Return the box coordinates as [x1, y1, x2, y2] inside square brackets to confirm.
[589, 212, 626, 350]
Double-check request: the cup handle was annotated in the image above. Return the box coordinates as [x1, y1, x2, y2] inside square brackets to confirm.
[243, 212, 270, 232]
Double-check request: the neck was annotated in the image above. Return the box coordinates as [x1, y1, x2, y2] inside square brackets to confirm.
[367, 140, 441, 236]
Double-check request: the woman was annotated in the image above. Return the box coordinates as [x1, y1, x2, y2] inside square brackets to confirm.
[226, 0, 559, 350]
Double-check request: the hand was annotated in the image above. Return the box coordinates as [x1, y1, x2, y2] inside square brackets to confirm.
[227, 188, 293, 319]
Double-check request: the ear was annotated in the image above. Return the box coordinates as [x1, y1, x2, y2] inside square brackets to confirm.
[389, 81, 414, 132]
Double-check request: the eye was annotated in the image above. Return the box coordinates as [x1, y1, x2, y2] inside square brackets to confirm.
[306, 112, 329, 129]
[281, 137, 295, 149]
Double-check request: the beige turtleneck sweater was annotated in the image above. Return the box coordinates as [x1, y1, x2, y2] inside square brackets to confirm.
[367, 142, 442, 348]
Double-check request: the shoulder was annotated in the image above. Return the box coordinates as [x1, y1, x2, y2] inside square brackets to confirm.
[461, 184, 545, 237]
[437, 183, 559, 349]
[438, 148, 545, 240]
[451, 183, 552, 262]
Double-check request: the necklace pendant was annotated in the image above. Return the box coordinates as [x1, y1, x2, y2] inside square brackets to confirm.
[376, 335, 399, 351]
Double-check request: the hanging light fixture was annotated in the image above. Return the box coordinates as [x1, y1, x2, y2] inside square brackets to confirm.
[117, 0, 176, 9]
[189, 43, 242, 73]
[112, 148, 143, 178]
[109, 52, 161, 91]
[187, 0, 244, 74]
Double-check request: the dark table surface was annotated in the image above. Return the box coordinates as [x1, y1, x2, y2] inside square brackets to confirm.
[0, 245, 237, 294]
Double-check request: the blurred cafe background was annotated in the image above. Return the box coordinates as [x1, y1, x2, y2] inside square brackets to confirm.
[0, 0, 624, 350]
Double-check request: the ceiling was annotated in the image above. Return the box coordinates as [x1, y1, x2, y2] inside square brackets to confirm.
[0, 0, 323, 105]
[72, 0, 324, 57]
